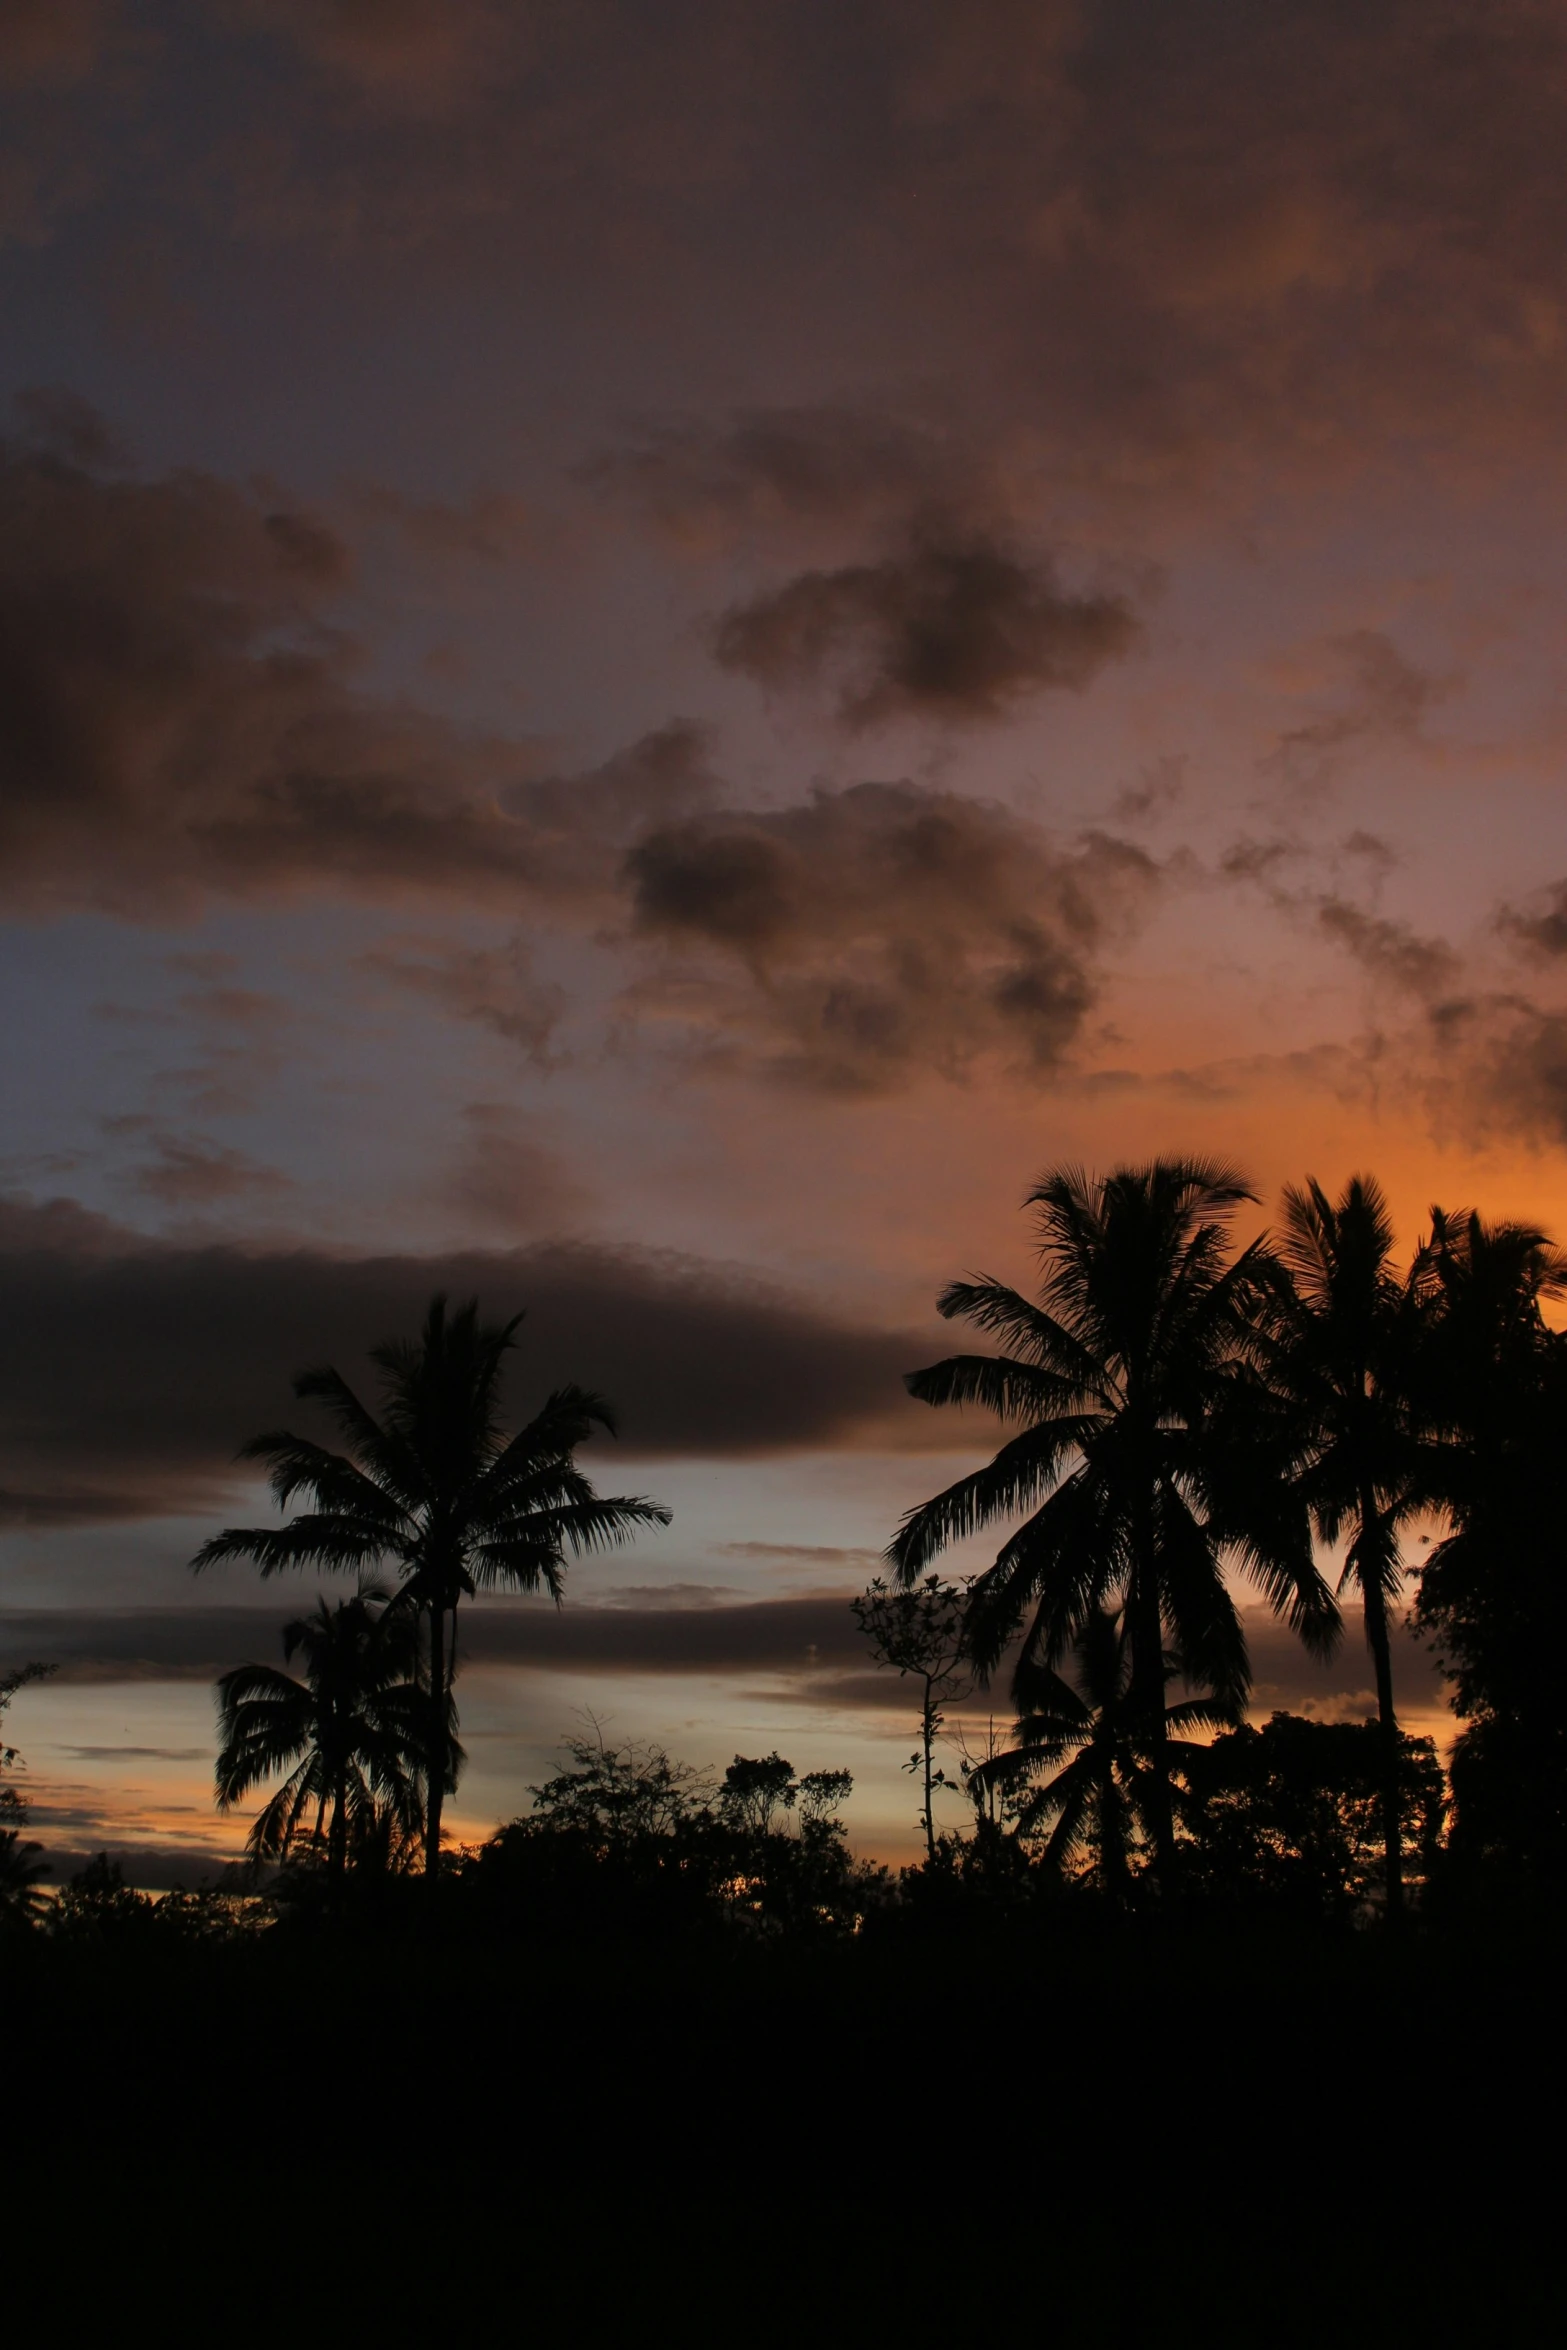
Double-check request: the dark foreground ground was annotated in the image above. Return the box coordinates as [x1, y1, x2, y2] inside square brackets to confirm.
[6, 1905, 1560, 2340]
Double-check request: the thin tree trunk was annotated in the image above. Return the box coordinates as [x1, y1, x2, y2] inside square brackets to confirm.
[329, 1761, 347, 1888]
[922, 1674, 937, 1864]
[1358, 1496, 1403, 1917]
[425, 1602, 446, 1875]
[1130, 1479, 1173, 1885]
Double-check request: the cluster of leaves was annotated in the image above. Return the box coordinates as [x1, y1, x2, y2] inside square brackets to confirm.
[880, 1160, 1567, 1908]
[455, 1734, 883, 1940]
[11, 1852, 269, 1945]
[0, 1664, 55, 1927]
[194, 1295, 669, 1876]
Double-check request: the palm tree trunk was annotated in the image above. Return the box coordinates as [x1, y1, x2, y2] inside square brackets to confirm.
[329, 1762, 348, 1886]
[1130, 1485, 1173, 1885]
[425, 1602, 446, 1875]
[1357, 1498, 1403, 1917]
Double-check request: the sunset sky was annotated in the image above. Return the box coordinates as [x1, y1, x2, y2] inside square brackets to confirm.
[4, 0, 1564, 1874]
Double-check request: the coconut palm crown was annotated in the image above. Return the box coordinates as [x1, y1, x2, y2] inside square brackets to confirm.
[889, 1158, 1338, 1877]
[215, 1590, 427, 1874]
[972, 1610, 1237, 1888]
[194, 1294, 671, 1871]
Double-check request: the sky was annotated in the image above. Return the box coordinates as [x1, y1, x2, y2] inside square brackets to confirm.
[3, 0, 1562, 1875]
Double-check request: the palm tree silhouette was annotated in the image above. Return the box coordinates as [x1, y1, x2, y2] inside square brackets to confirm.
[1412, 1206, 1567, 1870]
[195, 1295, 671, 1871]
[1262, 1175, 1433, 1914]
[0, 1832, 50, 1922]
[890, 1159, 1335, 1882]
[973, 1610, 1236, 1889]
[215, 1591, 427, 1876]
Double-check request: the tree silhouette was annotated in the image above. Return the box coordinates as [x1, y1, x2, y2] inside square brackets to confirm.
[718, 1752, 799, 1839]
[1262, 1176, 1434, 1914]
[215, 1591, 427, 1876]
[890, 1159, 1336, 1882]
[0, 1663, 54, 1925]
[1413, 1208, 1567, 1881]
[851, 1575, 970, 1862]
[193, 1295, 670, 1871]
[1180, 1710, 1447, 1917]
[972, 1610, 1235, 1890]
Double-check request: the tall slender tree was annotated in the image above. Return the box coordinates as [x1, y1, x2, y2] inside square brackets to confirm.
[215, 1591, 426, 1876]
[1262, 1175, 1433, 1915]
[889, 1159, 1336, 1882]
[194, 1295, 670, 1871]
[851, 1575, 970, 1863]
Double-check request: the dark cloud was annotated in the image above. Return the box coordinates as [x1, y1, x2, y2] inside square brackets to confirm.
[437, 1105, 594, 1236]
[713, 529, 1138, 725]
[1219, 825, 1460, 1003]
[0, 1195, 931, 1522]
[14, 5, 1567, 488]
[0, 1594, 869, 1683]
[230, 0, 513, 115]
[1112, 755, 1186, 826]
[577, 407, 987, 547]
[0, 1594, 1450, 1737]
[360, 937, 568, 1061]
[12, 382, 128, 466]
[1315, 901, 1459, 999]
[1425, 994, 1567, 1150]
[1497, 880, 1567, 959]
[0, 0, 114, 91]
[120, 1132, 295, 1208]
[496, 722, 719, 898]
[0, 429, 729, 916]
[625, 782, 1157, 1089]
[1261, 632, 1444, 794]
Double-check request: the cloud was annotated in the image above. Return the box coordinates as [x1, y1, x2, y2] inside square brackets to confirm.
[120, 1132, 295, 1208]
[230, 0, 514, 115]
[577, 407, 990, 549]
[0, 0, 114, 91]
[0, 431, 1151, 1095]
[1497, 880, 1567, 959]
[15, 6, 1567, 501]
[0, 1195, 933, 1522]
[436, 1105, 594, 1236]
[0, 1593, 1451, 1754]
[1261, 631, 1445, 793]
[624, 782, 1158, 1089]
[1421, 993, 1567, 1151]
[0, 425, 730, 917]
[0, 1594, 869, 1682]
[713, 528, 1138, 725]
[361, 936, 568, 1061]
[1314, 901, 1459, 999]
[1219, 825, 1461, 1003]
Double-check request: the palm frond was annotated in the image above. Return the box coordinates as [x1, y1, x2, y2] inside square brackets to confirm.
[904, 1352, 1097, 1422]
[887, 1418, 1099, 1582]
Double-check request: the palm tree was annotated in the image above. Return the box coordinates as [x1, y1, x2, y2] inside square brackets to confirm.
[889, 1159, 1336, 1882]
[194, 1295, 671, 1871]
[1412, 1208, 1567, 1873]
[1262, 1174, 1435, 1914]
[0, 1832, 50, 1924]
[215, 1591, 427, 1877]
[973, 1611, 1236, 1889]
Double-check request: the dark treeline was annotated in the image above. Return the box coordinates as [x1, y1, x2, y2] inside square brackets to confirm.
[5, 1158, 1567, 1942]
[7, 1158, 1567, 2326]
